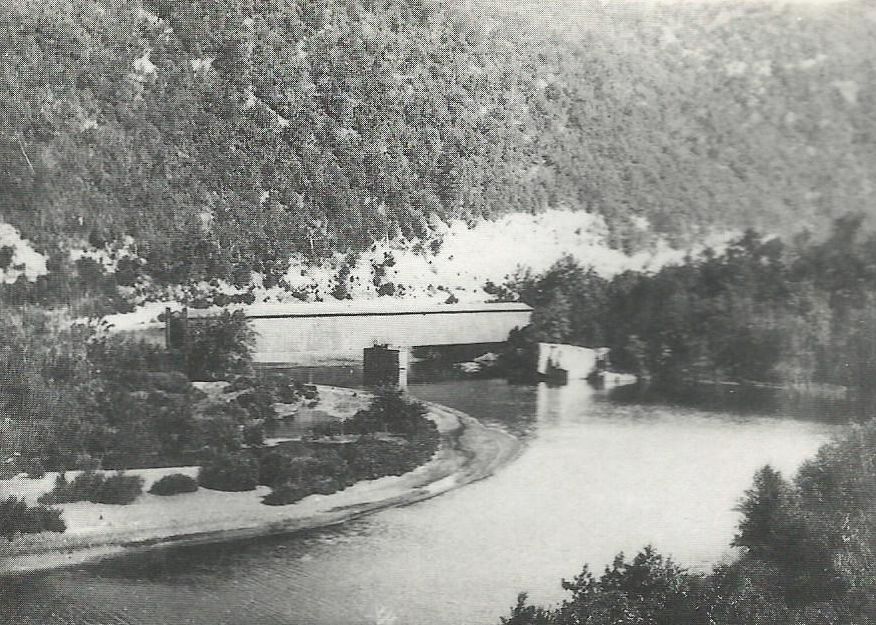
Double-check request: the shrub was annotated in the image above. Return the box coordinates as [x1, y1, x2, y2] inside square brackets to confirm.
[300, 384, 319, 401]
[0, 462, 18, 480]
[257, 449, 292, 487]
[258, 452, 334, 487]
[38, 470, 143, 505]
[149, 473, 199, 496]
[243, 421, 265, 447]
[0, 497, 66, 539]
[311, 421, 344, 438]
[90, 472, 144, 504]
[75, 454, 101, 472]
[345, 387, 432, 435]
[225, 376, 256, 393]
[39, 471, 101, 504]
[196, 402, 246, 452]
[235, 387, 278, 423]
[259, 448, 352, 505]
[262, 472, 345, 506]
[109, 370, 193, 394]
[262, 482, 309, 506]
[341, 431, 439, 481]
[26, 458, 45, 479]
[198, 452, 258, 491]
[265, 374, 299, 403]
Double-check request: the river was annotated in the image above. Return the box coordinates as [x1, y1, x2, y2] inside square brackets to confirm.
[2, 368, 850, 625]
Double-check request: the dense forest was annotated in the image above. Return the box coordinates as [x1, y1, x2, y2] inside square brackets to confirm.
[498, 215, 876, 397]
[1, 0, 875, 298]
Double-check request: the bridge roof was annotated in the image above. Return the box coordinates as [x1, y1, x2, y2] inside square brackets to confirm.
[185, 300, 532, 319]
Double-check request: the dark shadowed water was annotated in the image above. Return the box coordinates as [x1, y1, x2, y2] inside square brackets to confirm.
[2, 368, 852, 625]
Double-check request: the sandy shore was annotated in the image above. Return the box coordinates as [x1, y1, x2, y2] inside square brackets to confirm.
[0, 386, 520, 576]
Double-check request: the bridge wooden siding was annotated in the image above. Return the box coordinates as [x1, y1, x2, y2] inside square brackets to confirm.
[184, 301, 533, 363]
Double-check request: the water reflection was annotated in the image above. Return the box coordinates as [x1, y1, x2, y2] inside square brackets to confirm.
[536, 379, 596, 426]
[608, 380, 858, 423]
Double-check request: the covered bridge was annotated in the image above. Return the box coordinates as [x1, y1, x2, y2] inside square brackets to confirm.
[176, 300, 533, 365]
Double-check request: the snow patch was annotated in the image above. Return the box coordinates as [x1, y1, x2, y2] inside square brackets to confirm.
[138, 8, 163, 25]
[279, 209, 736, 303]
[69, 236, 140, 274]
[134, 50, 157, 76]
[190, 57, 215, 74]
[724, 61, 747, 77]
[0, 223, 48, 284]
[791, 54, 828, 71]
[832, 80, 859, 106]
[96, 210, 738, 330]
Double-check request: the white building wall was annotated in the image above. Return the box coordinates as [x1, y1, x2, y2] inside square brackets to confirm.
[537, 343, 608, 379]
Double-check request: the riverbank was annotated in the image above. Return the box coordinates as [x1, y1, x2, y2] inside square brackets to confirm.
[0, 385, 520, 576]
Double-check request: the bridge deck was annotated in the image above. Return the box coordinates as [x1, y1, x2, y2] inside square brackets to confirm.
[185, 300, 532, 363]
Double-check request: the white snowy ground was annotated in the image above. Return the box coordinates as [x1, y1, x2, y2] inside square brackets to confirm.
[99, 210, 734, 331]
[1, 210, 735, 331]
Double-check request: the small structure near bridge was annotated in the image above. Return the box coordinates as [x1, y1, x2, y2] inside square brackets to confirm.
[537, 343, 610, 384]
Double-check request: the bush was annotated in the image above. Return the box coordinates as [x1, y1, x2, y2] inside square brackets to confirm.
[39, 471, 99, 504]
[130, 371, 193, 394]
[345, 387, 432, 435]
[311, 421, 344, 438]
[26, 458, 45, 479]
[259, 448, 352, 505]
[341, 431, 439, 480]
[266, 375, 300, 403]
[243, 421, 265, 447]
[257, 450, 345, 487]
[75, 454, 101, 472]
[91, 472, 145, 504]
[196, 402, 246, 452]
[0, 497, 66, 539]
[198, 452, 258, 491]
[262, 472, 345, 506]
[225, 375, 256, 393]
[235, 387, 278, 423]
[262, 482, 310, 506]
[38, 470, 144, 505]
[300, 384, 319, 401]
[0, 461, 18, 480]
[257, 449, 292, 487]
[149, 473, 199, 496]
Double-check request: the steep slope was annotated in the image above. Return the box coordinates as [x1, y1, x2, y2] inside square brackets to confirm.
[1, 0, 873, 298]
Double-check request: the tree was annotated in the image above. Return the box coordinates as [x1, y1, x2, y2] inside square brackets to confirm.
[733, 465, 842, 605]
[733, 466, 802, 563]
[499, 594, 553, 625]
[529, 291, 573, 344]
[187, 310, 255, 380]
[504, 547, 705, 625]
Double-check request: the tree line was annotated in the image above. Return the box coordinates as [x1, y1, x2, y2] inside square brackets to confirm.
[498, 215, 876, 398]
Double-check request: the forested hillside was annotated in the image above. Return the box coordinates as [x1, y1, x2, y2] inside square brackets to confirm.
[1, 0, 874, 295]
[499, 215, 876, 400]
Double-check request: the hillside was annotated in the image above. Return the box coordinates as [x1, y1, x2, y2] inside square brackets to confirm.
[1, 0, 874, 302]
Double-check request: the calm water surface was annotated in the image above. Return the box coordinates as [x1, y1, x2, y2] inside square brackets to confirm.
[3, 369, 849, 625]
